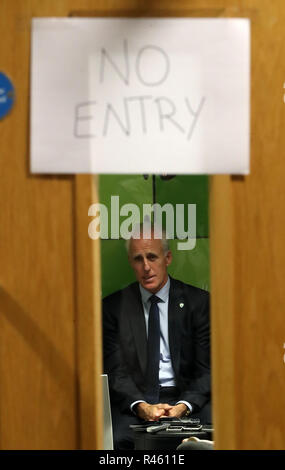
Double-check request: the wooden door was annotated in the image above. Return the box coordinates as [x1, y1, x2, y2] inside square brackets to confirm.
[0, 0, 102, 450]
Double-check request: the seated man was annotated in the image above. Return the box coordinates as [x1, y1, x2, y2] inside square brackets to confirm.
[103, 224, 211, 450]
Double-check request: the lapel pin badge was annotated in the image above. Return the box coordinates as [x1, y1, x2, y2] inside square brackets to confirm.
[179, 303, 184, 308]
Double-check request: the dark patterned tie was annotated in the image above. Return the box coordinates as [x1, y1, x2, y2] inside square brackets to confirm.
[145, 295, 161, 404]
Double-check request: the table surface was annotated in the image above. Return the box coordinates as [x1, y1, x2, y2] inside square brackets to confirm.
[133, 427, 213, 450]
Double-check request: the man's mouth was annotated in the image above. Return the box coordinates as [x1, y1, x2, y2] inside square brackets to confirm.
[144, 275, 155, 281]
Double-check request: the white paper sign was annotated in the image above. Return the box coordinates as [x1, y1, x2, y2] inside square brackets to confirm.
[31, 18, 250, 174]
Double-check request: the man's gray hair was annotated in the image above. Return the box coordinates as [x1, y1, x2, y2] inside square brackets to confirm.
[126, 222, 170, 254]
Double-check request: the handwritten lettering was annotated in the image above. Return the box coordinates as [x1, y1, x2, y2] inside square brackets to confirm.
[135, 45, 170, 86]
[74, 40, 206, 141]
[74, 96, 206, 139]
[100, 39, 129, 85]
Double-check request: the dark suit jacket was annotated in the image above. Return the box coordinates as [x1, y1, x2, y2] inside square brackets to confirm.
[103, 277, 210, 413]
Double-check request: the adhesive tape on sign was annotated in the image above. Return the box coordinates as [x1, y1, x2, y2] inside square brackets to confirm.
[0, 72, 15, 119]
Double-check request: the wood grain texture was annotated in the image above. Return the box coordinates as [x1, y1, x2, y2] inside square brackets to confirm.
[210, 0, 285, 449]
[74, 175, 103, 450]
[232, 1, 285, 449]
[0, 0, 104, 450]
[210, 175, 238, 449]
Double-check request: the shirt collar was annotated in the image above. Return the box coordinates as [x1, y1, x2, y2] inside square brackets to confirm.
[139, 276, 170, 305]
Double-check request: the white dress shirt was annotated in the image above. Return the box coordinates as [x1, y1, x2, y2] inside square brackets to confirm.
[131, 277, 192, 415]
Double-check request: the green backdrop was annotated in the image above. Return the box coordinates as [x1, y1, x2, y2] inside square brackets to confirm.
[99, 175, 209, 298]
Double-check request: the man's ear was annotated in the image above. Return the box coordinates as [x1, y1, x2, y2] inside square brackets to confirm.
[165, 250, 172, 266]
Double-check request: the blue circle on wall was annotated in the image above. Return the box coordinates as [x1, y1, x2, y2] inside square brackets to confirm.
[0, 72, 15, 119]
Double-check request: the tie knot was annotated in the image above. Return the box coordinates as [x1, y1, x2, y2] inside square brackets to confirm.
[149, 294, 161, 305]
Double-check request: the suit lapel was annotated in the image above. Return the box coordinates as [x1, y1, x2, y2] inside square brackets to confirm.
[126, 279, 186, 379]
[168, 278, 185, 377]
[127, 283, 148, 375]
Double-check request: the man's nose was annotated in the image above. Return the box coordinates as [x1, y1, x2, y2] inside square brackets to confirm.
[143, 258, 150, 271]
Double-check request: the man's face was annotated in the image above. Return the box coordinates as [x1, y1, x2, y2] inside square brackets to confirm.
[128, 236, 172, 294]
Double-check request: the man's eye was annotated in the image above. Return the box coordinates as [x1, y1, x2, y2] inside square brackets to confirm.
[148, 255, 157, 261]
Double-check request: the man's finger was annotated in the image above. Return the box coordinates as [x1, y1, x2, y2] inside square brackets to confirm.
[156, 403, 173, 410]
[154, 408, 166, 417]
